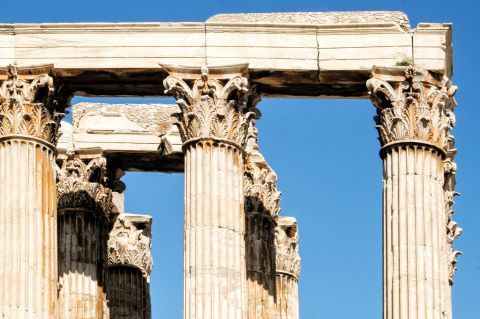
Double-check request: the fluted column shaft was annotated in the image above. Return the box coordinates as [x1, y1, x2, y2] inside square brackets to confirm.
[56, 156, 112, 319]
[244, 132, 281, 319]
[275, 273, 299, 319]
[367, 67, 459, 319]
[275, 217, 300, 319]
[0, 65, 67, 318]
[58, 208, 109, 318]
[0, 137, 58, 318]
[108, 266, 150, 319]
[245, 213, 276, 319]
[382, 145, 448, 319]
[184, 139, 247, 319]
[163, 64, 258, 319]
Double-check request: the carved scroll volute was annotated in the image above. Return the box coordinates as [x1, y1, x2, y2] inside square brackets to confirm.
[275, 217, 301, 279]
[367, 67, 457, 154]
[108, 214, 153, 280]
[0, 65, 70, 145]
[162, 64, 260, 148]
[57, 155, 112, 218]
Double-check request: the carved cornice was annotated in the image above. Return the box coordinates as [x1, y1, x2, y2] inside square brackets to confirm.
[245, 126, 281, 218]
[108, 213, 153, 279]
[367, 67, 457, 155]
[275, 217, 301, 279]
[57, 155, 112, 217]
[0, 65, 70, 145]
[162, 64, 259, 149]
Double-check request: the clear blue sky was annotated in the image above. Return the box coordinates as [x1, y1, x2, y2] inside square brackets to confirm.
[1, 1, 479, 318]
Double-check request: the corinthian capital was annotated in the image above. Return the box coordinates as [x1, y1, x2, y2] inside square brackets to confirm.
[275, 217, 301, 279]
[108, 213, 153, 279]
[0, 65, 70, 145]
[245, 127, 281, 218]
[162, 64, 259, 148]
[367, 67, 457, 154]
[57, 154, 112, 217]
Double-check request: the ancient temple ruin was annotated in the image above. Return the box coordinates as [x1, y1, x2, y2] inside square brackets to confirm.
[0, 11, 458, 319]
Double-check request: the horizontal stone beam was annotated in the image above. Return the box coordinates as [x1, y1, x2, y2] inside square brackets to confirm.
[57, 103, 183, 172]
[0, 11, 452, 97]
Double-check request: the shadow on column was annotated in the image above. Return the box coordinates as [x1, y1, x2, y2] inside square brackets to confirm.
[57, 191, 110, 319]
[107, 265, 150, 319]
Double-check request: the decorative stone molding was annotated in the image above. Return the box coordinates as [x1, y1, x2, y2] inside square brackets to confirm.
[72, 102, 178, 134]
[57, 154, 112, 216]
[163, 64, 259, 148]
[208, 11, 411, 31]
[0, 65, 69, 145]
[245, 126, 281, 218]
[108, 213, 153, 279]
[275, 217, 301, 279]
[367, 67, 457, 155]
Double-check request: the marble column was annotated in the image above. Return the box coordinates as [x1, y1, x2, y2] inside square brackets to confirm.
[275, 217, 301, 319]
[57, 155, 112, 319]
[163, 64, 258, 319]
[367, 67, 460, 319]
[244, 127, 281, 319]
[0, 65, 68, 318]
[108, 213, 153, 319]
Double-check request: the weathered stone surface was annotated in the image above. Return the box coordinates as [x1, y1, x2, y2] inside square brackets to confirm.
[108, 213, 153, 319]
[0, 64, 68, 318]
[244, 127, 280, 319]
[57, 154, 112, 319]
[368, 67, 459, 319]
[164, 65, 260, 319]
[0, 138, 58, 319]
[108, 213, 153, 279]
[163, 64, 259, 147]
[0, 12, 451, 97]
[275, 216, 301, 319]
[57, 103, 183, 172]
[0, 65, 68, 144]
[208, 11, 411, 31]
[72, 102, 178, 134]
[0, 11, 460, 319]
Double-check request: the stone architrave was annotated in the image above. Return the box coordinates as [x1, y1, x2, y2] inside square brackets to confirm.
[57, 154, 112, 319]
[244, 126, 281, 319]
[367, 67, 460, 319]
[163, 64, 258, 319]
[108, 213, 153, 319]
[0, 65, 68, 318]
[275, 217, 301, 319]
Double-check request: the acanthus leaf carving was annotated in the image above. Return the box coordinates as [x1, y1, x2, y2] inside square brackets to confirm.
[0, 65, 70, 144]
[163, 65, 259, 148]
[444, 157, 462, 286]
[244, 125, 281, 218]
[275, 217, 301, 279]
[367, 67, 457, 153]
[108, 213, 153, 280]
[57, 154, 112, 218]
[447, 250, 462, 286]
